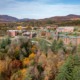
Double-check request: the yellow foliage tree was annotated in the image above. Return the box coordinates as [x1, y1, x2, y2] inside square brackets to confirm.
[20, 68, 27, 77]
[23, 58, 30, 67]
[29, 53, 35, 60]
[17, 26, 22, 30]
[31, 45, 37, 52]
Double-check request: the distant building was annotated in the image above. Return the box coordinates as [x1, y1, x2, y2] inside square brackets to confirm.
[22, 31, 36, 38]
[17, 26, 32, 31]
[53, 34, 80, 45]
[7, 30, 21, 37]
[57, 27, 74, 32]
[61, 36, 80, 45]
[46, 25, 58, 30]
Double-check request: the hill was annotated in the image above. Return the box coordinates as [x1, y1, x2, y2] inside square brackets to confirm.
[0, 14, 80, 22]
[0, 15, 19, 22]
[41, 14, 80, 21]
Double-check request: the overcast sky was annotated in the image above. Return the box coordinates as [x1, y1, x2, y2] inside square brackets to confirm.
[0, 0, 80, 19]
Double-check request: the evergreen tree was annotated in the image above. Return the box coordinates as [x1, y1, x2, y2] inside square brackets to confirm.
[55, 55, 73, 80]
[72, 66, 80, 80]
[51, 40, 58, 54]
[55, 54, 80, 80]
[39, 39, 48, 55]
[57, 39, 64, 49]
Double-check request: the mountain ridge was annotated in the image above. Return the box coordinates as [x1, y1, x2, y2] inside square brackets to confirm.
[0, 14, 80, 22]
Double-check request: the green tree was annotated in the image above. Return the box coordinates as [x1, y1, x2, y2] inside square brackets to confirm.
[55, 54, 80, 80]
[55, 55, 74, 80]
[20, 39, 32, 57]
[51, 40, 64, 54]
[51, 40, 58, 54]
[72, 66, 80, 80]
[0, 37, 11, 49]
[57, 39, 64, 49]
[39, 39, 48, 55]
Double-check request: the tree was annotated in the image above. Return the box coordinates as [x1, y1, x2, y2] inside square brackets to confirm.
[57, 39, 64, 49]
[38, 39, 48, 55]
[55, 54, 80, 80]
[20, 39, 32, 57]
[51, 40, 58, 54]
[72, 66, 80, 80]
[77, 44, 80, 53]
[0, 37, 11, 49]
[51, 40, 64, 54]
[55, 55, 74, 80]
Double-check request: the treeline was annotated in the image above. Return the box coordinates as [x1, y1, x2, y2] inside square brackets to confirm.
[58, 20, 80, 26]
[0, 20, 80, 29]
[18, 20, 80, 26]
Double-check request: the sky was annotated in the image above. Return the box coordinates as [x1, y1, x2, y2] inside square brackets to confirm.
[0, 0, 80, 19]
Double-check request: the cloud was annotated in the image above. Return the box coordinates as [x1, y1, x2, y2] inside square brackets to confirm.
[0, 0, 80, 19]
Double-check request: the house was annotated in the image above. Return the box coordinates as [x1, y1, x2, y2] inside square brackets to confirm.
[57, 27, 74, 32]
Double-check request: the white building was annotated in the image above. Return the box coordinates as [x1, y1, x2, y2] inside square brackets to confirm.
[57, 27, 74, 32]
